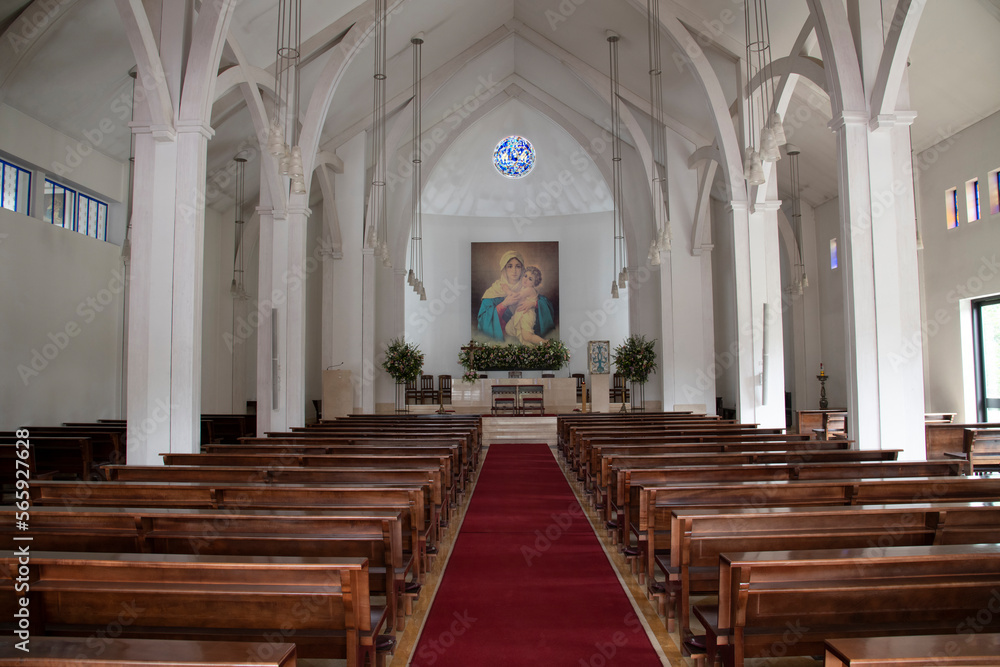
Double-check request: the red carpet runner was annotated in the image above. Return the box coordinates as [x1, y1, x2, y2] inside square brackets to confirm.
[411, 443, 663, 666]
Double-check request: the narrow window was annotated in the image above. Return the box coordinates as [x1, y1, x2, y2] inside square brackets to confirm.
[830, 238, 838, 269]
[966, 178, 981, 222]
[989, 169, 999, 216]
[946, 187, 959, 229]
[0, 158, 31, 215]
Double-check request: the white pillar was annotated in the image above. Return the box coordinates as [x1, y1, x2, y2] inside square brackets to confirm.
[170, 121, 213, 453]
[830, 111, 881, 448]
[282, 204, 311, 428]
[126, 125, 178, 465]
[361, 247, 376, 414]
[255, 206, 276, 435]
[320, 246, 343, 371]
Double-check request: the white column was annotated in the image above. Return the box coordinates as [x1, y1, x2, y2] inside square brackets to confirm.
[169, 121, 213, 453]
[282, 204, 311, 429]
[756, 200, 787, 428]
[868, 112, 925, 458]
[255, 206, 276, 436]
[361, 247, 376, 414]
[126, 124, 178, 465]
[729, 201, 757, 423]
[657, 258, 676, 411]
[830, 111, 880, 448]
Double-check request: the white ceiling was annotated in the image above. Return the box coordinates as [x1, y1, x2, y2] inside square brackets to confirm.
[1, 0, 998, 216]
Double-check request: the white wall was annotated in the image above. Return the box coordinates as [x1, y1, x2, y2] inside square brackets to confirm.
[814, 198, 848, 409]
[200, 206, 236, 413]
[1, 210, 125, 428]
[918, 110, 1000, 420]
[401, 211, 630, 383]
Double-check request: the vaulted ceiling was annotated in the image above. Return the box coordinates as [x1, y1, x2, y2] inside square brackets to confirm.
[2, 0, 999, 218]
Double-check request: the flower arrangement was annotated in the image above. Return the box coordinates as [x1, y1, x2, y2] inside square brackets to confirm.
[458, 339, 570, 381]
[613, 334, 657, 384]
[381, 337, 424, 383]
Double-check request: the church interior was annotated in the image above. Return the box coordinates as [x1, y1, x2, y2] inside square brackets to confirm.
[3, 0, 1000, 664]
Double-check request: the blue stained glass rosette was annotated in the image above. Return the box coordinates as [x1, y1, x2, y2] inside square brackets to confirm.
[493, 136, 536, 178]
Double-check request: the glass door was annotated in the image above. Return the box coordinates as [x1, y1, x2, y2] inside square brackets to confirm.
[973, 297, 1000, 422]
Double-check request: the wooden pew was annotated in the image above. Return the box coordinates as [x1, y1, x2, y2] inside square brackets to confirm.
[824, 633, 1000, 666]
[945, 428, 1000, 474]
[926, 421, 1000, 459]
[667, 500, 1000, 642]
[0, 503, 411, 632]
[693, 544, 1000, 667]
[0, 551, 388, 667]
[22, 426, 124, 467]
[27, 480, 430, 581]
[0, 436, 92, 481]
[0, 637, 297, 667]
[206, 441, 469, 493]
[104, 463, 452, 531]
[614, 459, 967, 555]
[637, 475, 1000, 587]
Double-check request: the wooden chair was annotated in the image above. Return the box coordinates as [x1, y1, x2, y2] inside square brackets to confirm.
[312, 399, 322, 422]
[814, 411, 848, 440]
[519, 385, 544, 416]
[419, 374, 436, 404]
[573, 373, 586, 402]
[404, 378, 419, 405]
[438, 375, 452, 405]
[508, 370, 522, 378]
[491, 385, 518, 415]
[542, 373, 555, 378]
[925, 412, 956, 424]
[611, 373, 630, 403]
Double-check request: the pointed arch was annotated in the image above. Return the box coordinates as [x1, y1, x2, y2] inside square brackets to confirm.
[113, 0, 175, 135]
[870, 0, 926, 121]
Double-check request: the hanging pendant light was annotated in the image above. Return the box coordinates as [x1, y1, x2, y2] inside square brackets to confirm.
[744, 0, 785, 184]
[270, 0, 302, 191]
[608, 31, 626, 297]
[647, 0, 672, 262]
[408, 34, 426, 294]
[748, 150, 766, 186]
[231, 155, 248, 301]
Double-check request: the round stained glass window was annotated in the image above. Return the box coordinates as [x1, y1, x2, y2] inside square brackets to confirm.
[493, 136, 535, 178]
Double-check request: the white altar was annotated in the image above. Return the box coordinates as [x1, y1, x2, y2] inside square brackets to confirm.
[451, 378, 577, 413]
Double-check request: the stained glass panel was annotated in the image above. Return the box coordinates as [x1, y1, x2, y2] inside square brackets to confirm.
[493, 135, 535, 178]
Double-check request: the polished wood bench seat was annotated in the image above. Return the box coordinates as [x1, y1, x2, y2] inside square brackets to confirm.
[692, 543, 1000, 667]
[824, 633, 1000, 666]
[0, 551, 388, 667]
[944, 428, 1000, 474]
[666, 500, 1000, 642]
[0, 637, 297, 667]
[0, 503, 412, 631]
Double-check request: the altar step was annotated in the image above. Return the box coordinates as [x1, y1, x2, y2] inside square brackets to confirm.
[482, 416, 558, 447]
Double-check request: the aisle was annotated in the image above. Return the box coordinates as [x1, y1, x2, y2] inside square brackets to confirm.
[410, 443, 666, 666]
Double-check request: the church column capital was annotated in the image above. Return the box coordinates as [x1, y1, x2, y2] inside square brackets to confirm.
[175, 119, 215, 140]
[319, 245, 343, 261]
[870, 110, 918, 132]
[828, 110, 869, 132]
[129, 121, 176, 142]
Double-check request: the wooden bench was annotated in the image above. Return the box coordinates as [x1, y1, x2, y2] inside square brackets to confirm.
[0, 551, 389, 667]
[926, 422, 1000, 459]
[824, 633, 1000, 666]
[0, 637, 297, 667]
[22, 426, 124, 467]
[945, 428, 1000, 474]
[666, 500, 1000, 642]
[27, 480, 431, 581]
[637, 475, 1000, 587]
[613, 459, 966, 556]
[0, 503, 412, 632]
[692, 544, 1000, 667]
[924, 412, 957, 424]
[0, 436, 92, 482]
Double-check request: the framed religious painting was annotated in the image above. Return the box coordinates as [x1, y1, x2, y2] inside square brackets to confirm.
[588, 340, 610, 375]
[471, 241, 559, 346]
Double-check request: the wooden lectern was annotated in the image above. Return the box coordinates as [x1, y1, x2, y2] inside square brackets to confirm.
[321, 369, 354, 420]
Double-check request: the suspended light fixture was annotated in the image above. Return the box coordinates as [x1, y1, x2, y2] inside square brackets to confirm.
[744, 0, 785, 185]
[366, 0, 391, 269]
[646, 0, 671, 267]
[121, 67, 138, 264]
[608, 31, 626, 299]
[784, 144, 808, 295]
[269, 0, 304, 195]
[231, 156, 249, 300]
[408, 34, 427, 300]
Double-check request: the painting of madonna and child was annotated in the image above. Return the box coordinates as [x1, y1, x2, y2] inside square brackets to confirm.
[472, 242, 559, 347]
